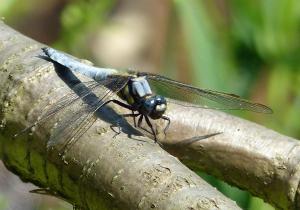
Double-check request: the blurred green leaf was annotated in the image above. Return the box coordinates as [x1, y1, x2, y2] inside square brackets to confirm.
[173, 0, 237, 91]
[55, 0, 117, 57]
[0, 0, 17, 16]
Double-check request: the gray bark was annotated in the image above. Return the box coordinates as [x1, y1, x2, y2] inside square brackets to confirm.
[163, 107, 300, 210]
[1, 20, 300, 210]
[0, 22, 242, 209]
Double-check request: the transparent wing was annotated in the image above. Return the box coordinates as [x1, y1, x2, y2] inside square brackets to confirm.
[46, 84, 110, 147]
[46, 75, 129, 147]
[139, 72, 272, 114]
[47, 98, 102, 147]
[12, 74, 128, 146]
[13, 81, 101, 139]
[37, 81, 99, 124]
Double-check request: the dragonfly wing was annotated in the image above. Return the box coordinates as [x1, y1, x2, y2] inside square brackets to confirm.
[37, 81, 99, 124]
[46, 75, 129, 147]
[139, 72, 272, 114]
[47, 95, 104, 147]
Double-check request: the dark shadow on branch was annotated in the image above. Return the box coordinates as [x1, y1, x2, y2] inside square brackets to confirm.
[174, 132, 223, 146]
[37, 55, 143, 142]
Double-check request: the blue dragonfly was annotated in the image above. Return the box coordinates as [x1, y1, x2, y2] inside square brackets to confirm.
[14, 48, 272, 147]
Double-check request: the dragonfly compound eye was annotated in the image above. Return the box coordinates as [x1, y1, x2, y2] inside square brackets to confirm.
[154, 96, 167, 113]
[141, 97, 156, 115]
[155, 95, 167, 105]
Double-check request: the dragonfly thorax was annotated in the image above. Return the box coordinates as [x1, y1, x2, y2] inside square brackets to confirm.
[116, 76, 167, 118]
[117, 76, 153, 110]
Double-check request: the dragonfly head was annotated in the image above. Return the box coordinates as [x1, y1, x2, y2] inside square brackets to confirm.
[141, 95, 167, 119]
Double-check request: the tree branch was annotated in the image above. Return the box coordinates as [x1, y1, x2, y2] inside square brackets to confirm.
[0, 22, 242, 209]
[162, 104, 300, 210]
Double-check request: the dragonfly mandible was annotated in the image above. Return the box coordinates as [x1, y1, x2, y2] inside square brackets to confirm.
[14, 47, 272, 147]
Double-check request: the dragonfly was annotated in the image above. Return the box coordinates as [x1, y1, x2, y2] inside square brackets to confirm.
[14, 47, 272, 147]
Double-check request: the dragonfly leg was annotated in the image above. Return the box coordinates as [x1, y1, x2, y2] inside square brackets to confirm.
[132, 110, 137, 127]
[161, 115, 170, 140]
[94, 99, 162, 147]
[137, 115, 163, 147]
[116, 113, 140, 136]
[101, 99, 133, 110]
[100, 99, 137, 136]
[101, 99, 146, 134]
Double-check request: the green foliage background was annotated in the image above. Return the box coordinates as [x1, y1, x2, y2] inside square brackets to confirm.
[2, 0, 300, 209]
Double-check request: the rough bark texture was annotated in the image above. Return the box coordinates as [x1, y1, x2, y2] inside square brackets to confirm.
[163, 106, 300, 210]
[0, 22, 242, 209]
